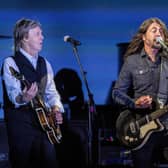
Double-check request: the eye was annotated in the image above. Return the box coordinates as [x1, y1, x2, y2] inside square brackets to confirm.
[159, 29, 164, 35]
[150, 28, 157, 33]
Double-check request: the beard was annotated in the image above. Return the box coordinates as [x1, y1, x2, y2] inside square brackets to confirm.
[152, 40, 162, 49]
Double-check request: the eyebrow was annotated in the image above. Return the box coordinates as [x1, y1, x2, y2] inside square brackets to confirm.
[149, 26, 163, 31]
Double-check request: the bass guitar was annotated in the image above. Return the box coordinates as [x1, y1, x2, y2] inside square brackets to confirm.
[9, 66, 62, 144]
[116, 106, 168, 150]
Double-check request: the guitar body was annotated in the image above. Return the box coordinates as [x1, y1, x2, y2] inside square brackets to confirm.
[116, 110, 164, 150]
[35, 107, 62, 144]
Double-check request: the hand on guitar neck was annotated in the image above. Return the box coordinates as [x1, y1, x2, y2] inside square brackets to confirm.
[15, 82, 38, 104]
[22, 82, 38, 102]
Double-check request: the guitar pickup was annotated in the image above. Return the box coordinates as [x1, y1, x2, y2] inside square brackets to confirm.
[129, 122, 136, 133]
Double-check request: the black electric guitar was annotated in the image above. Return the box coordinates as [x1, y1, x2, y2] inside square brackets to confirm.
[9, 66, 62, 144]
[116, 105, 168, 150]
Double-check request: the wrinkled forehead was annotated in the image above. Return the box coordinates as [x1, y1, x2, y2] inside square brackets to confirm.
[147, 22, 162, 30]
[28, 26, 42, 34]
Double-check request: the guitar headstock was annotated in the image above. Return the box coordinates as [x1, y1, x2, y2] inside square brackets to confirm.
[9, 66, 24, 81]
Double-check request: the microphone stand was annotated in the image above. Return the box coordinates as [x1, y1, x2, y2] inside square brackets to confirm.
[70, 43, 97, 168]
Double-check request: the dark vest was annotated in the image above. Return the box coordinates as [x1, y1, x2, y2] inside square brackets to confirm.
[1, 51, 47, 110]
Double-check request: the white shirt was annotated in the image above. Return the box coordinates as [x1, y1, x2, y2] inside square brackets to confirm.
[2, 48, 64, 112]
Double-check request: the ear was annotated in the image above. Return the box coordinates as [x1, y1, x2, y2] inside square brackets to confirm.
[23, 35, 29, 42]
[142, 34, 145, 41]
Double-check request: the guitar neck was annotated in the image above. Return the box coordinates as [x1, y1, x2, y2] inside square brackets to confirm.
[150, 105, 168, 120]
[137, 105, 168, 126]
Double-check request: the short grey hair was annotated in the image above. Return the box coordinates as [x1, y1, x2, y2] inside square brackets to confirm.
[13, 18, 41, 53]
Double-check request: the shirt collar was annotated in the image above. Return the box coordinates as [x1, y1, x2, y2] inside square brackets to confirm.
[140, 48, 161, 64]
[19, 48, 38, 61]
[19, 48, 38, 69]
[140, 48, 147, 58]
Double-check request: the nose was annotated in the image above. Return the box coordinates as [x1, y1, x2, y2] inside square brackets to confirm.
[41, 34, 44, 40]
[156, 29, 163, 37]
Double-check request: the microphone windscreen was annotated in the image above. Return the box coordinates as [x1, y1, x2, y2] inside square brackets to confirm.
[64, 35, 70, 42]
[156, 36, 163, 42]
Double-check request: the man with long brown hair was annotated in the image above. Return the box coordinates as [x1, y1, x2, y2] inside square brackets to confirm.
[113, 17, 168, 167]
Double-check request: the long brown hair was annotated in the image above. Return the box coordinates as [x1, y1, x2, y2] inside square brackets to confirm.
[124, 17, 168, 59]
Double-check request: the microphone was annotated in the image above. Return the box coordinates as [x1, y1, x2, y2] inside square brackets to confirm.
[64, 35, 81, 46]
[156, 37, 168, 52]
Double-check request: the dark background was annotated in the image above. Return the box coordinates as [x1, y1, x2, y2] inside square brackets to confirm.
[0, 0, 168, 118]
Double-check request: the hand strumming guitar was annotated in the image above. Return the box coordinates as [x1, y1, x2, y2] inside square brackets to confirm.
[135, 95, 153, 109]
[51, 106, 63, 125]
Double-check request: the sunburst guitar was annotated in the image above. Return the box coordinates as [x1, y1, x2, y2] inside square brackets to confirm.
[9, 66, 62, 144]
